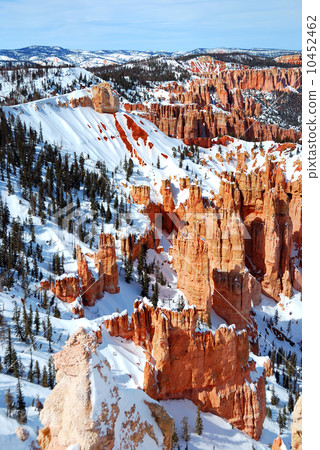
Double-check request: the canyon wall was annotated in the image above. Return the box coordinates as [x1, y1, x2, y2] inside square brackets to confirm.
[104, 300, 267, 440]
[124, 66, 301, 146]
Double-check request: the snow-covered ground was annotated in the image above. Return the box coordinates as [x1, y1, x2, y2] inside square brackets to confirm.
[0, 83, 302, 448]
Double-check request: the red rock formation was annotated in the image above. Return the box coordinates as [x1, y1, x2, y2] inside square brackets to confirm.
[160, 179, 175, 212]
[124, 65, 301, 145]
[170, 231, 211, 315]
[272, 436, 284, 449]
[91, 82, 119, 113]
[275, 54, 302, 65]
[121, 228, 160, 260]
[131, 185, 151, 206]
[38, 328, 173, 449]
[125, 102, 301, 145]
[51, 275, 80, 303]
[104, 301, 267, 440]
[77, 246, 103, 306]
[94, 233, 120, 294]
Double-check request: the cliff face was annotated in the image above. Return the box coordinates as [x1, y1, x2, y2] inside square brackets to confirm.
[124, 102, 300, 147]
[38, 328, 174, 450]
[104, 301, 267, 440]
[50, 233, 119, 309]
[124, 66, 301, 145]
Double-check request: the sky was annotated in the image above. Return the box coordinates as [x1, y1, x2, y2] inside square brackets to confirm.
[0, 0, 301, 51]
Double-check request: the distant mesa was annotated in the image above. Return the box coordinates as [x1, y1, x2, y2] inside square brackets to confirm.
[92, 82, 119, 114]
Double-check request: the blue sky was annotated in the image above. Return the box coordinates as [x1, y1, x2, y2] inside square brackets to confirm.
[0, 0, 301, 51]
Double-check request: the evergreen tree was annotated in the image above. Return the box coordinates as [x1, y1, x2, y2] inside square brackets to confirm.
[181, 416, 190, 445]
[124, 255, 133, 283]
[13, 302, 25, 341]
[172, 425, 179, 448]
[53, 303, 61, 318]
[151, 281, 159, 308]
[288, 392, 294, 413]
[4, 388, 15, 417]
[27, 355, 34, 383]
[157, 156, 160, 169]
[41, 365, 48, 387]
[48, 356, 55, 389]
[16, 378, 27, 424]
[33, 360, 41, 384]
[42, 290, 48, 309]
[4, 327, 18, 375]
[105, 204, 112, 223]
[34, 308, 40, 334]
[195, 406, 203, 435]
[140, 268, 150, 298]
[277, 410, 285, 435]
[266, 406, 272, 419]
[271, 386, 279, 406]
[137, 243, 147, 282]
[274, 309, 279, 326]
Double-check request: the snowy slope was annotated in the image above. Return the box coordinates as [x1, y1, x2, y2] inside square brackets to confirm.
[0, 85, 302, 448]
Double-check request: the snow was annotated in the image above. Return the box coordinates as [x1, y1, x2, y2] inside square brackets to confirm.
[0, 75, 301, 448]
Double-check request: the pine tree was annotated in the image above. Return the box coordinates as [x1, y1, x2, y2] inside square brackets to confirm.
[27, 355, 34, 383]
[34, 308, 40, 334]
[181, 416, 190, 444]
[140, 268, 150, 298]
[172, 425, 179, 448]
[13, 302, 25, 341]
[151, 281, 159, 308]
[16, 378, 27, 424]
[33, 360, 41, 384]
[288, 392, 294, 413]
[195, 405, 203, 435]
[274, 309, 279, 326]
[4, 388, 15, 417]
[105, 204, 112, 223]
[277, 410, 284, 435]
[48, 356, 55, 389]
[157, 156, 160, 169]
[271, 386, 279, 406]
[41, 365, 48, 387]
[124, 255, 133, 283]
[42, 290, 48, 309]
[4, 327, 18, 375]
[53, 303, 61, 318]
[266, 406, 272, 419]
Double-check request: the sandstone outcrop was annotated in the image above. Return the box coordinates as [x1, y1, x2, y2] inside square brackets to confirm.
[121, 228, 160, 260]
[51, 275, 80, 303]
[124, 65, 301, 145]
[94, 233, 120, 294]
[104, 301, 267, 440]
[91, 82, 119, 114]
[38, 328, 173, 449]
[291, 396, 302, 450]
[272, 436, 284, 449]
[52, 234, 119, 309]
[131, 185, 151, 206]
